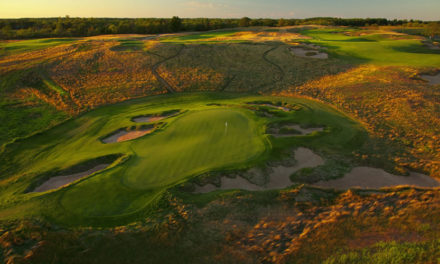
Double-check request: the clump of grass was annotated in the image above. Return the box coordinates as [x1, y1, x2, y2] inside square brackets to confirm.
[305, 51, 318, 56]
[323, 240, 440, 264]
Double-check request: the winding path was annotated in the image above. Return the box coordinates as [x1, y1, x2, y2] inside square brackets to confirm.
[259, 45, 285, 91]
[151, 45, 185, 93]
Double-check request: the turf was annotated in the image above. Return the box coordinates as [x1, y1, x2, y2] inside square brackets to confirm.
[300, 29, 440, 67]
[0, 92, 366, 226]
[161, 30, 239, 43]
[0, 38, 77, 56]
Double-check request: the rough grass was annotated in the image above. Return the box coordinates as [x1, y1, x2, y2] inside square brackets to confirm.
[3, 186, 440, 264]
[280, 65, 440, 177]
[0, 27, 439, 263]
[2, 26, 435, 147]
[323, 240, 440, 264]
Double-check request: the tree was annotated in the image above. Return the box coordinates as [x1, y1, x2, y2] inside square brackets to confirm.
[0, 24, 12, 39]
[107, 24, 118, 34]
[277, 18, 287, 27]
[425, 22, 440, 39]
[239, 17, 251, 27]
[170, 16, 182, 32]
[54, 21, 64, 35]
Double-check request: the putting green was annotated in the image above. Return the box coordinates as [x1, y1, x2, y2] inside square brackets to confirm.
[59, 108, 267, 217]
[124, 108, 265, 188]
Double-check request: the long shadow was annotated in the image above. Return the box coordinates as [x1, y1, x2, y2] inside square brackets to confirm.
[391, 43, 440, 55]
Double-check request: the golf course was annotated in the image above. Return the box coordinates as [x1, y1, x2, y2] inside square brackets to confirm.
[1, 15, 440, 263]
[0, 92, 370, 227]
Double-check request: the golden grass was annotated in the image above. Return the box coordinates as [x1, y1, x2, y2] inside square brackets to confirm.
[279, 65, 440, 178]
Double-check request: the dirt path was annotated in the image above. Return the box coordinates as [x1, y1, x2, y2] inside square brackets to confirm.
[259, 45, 285, 91]
[220, 75, 236, 91]
[194, 148, 324, 193]
[151, 45, 185, 93]
[33, 164, 110, 192]
[314, 167, 440, 190]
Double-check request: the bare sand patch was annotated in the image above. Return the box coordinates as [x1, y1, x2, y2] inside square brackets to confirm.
[116, 130, 153, 142]
[266, 148, 324, 189]
[102, 128, 153, 143]
[314, 167, 440, 190]
[262, 104, 291, 112]
[194, 148, 324, 193]
[270, 124, 323, 138]
[421, 73, 440, 85]
[289, 47, 328, 59]
[424, 42, 440, 50]
[132, 116, 165, 123]
[33, 164, 109, 192]
[132, 110, 180, 123]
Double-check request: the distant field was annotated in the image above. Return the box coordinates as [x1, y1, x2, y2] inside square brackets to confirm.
[161, 30, 240, 43]
[300, 28, 440, 66]
[0, 38, 77, 56]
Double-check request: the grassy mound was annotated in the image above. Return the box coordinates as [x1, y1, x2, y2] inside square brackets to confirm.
[0, 93, 366, 226]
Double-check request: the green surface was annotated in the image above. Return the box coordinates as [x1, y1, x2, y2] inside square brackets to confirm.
[111, 39, 145, 51]
[161, 30, 243, 43]
[300, 29, 440, 67]
[0, 38, 77, 56]
[0, 93, 366, 226]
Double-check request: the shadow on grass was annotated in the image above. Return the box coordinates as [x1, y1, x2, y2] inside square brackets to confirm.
[391, 43, 440, 55]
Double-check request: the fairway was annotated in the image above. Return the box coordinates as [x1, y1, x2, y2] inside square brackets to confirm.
[0, 38, 77, 56]
[0, 93, 367, 225]
[300, 29, 440, 66]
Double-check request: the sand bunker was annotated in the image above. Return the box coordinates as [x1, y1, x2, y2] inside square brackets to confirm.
[194, 148, 324, 193]
[262, 104, 291, 112]
[33, 164, 109, 192]
[421, 73, 440, 85]
[132, 110, 180, 123]
[424, 42, 440, 50]
[132, 116, 165, 123]
[102, 128, 153, 143]
[247, 102, 296, 112]
[270, 124, 323, 138]
[314, 167, 440, 190]
[290, 47, 328, 59]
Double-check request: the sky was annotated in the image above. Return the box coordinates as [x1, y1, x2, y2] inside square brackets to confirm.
[1, 0, 439, 20]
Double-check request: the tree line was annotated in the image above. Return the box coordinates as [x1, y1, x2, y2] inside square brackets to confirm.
[0, 16, 439, 39]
